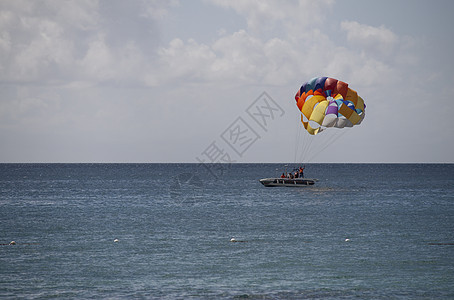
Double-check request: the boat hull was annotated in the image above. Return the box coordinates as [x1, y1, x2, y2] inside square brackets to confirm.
[259, 178, 316, 187]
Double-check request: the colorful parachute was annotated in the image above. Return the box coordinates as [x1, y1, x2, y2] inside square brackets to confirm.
[295, 77, 366, 135]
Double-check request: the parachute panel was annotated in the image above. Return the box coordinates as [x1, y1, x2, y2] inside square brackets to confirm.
[302, 95, 324, 121]
[310, 100, 329, 126]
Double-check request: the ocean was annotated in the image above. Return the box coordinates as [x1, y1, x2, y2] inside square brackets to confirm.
[0, 163, 453, 299]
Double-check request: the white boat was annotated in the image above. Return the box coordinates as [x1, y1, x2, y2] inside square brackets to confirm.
[259, 177, 316, 187]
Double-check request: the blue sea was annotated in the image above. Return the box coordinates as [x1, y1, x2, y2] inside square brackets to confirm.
[1, 163, 453, 299]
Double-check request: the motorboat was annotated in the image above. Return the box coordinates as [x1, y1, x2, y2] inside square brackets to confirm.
[259, 177, 316, 187]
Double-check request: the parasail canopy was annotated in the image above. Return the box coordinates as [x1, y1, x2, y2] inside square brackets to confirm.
[295, 77, 366, 135]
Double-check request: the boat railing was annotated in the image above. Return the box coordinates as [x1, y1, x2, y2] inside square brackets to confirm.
[273, 179, 313, 185]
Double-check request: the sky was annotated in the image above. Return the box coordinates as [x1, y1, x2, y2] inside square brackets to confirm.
[1, 0, 453, 163]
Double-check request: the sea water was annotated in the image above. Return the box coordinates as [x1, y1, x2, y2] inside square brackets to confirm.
[0, 163, 453, 299]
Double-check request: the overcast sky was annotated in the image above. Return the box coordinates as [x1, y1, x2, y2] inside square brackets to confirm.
[1, 0, 453, 163]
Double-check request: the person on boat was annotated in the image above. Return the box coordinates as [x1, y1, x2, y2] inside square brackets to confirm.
[299, 166, 305, 178]
[294, 171, 299, 178]
[280, 173, 286, 178]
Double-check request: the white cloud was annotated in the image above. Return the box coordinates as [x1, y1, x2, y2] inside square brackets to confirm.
[341, 21, 398, 57]
[0, 0, 175, 85]
[0, 0, 414, 89]
[140, 0, 179, 20]
[150, 29, 303, 86]
[0, 0, 409, 94]
[211, 30, 265, 82]
[154, 38, 216, 83]
[0, 0, 102, 82]
[78, 34, 116, 80]
[209, 0, 335, 36]
[4, 0, 398, 89]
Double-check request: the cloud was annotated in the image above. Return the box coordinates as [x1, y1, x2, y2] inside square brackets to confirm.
[0, 0, 174, 85]
[150, 20, 404, 90]
[341, 21, 398, 57]
[152, 38, 216, 84]
[149, 29, 305, 87]
[209, 0, 335, 36]
[0, 0, 404, 89]
[140, 0, 179, 19]
[0, 0, 99, 82]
